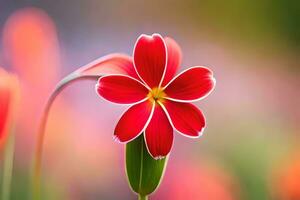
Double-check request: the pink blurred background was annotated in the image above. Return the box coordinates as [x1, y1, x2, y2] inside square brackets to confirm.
[0, 1, 299, 199]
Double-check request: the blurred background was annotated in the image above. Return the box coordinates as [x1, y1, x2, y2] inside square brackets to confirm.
[0, 0, 299, 199]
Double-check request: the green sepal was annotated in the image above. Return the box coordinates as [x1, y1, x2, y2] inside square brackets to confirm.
[125, 134, 167, 196]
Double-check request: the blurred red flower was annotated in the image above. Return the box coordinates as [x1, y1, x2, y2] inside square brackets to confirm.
[3, 7, 60, 87]
[96, 33, 216, 158]
[273, 151, 300, 200]
[0, 68, 19, 148]
[153, 161, 237, 200]
[2, 8, 61, 139]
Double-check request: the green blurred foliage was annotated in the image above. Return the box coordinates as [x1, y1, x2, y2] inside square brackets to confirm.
[0, 167, 63, 200]
[186, 0, 300, 49]
[202, 116, 292, 200]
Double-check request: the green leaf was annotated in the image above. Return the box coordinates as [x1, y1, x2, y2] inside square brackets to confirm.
[126, 134, 167, 196]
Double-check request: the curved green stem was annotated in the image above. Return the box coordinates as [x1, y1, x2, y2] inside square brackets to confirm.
[32, 73, 97, 200]
[1, 129, 15, 200]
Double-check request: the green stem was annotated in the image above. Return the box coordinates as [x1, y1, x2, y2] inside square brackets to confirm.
[138, 194, 148, 200]
[1, 130, 15, 200]
[32, 74, 97, 200]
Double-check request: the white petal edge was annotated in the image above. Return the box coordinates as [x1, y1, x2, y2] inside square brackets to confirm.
[113, 99, 156, 144]
[158, 101, 206, 139]
[95, 74, 151, 106]
[162, 66, 216, 103]
[132, 33, 168, 89]
[143, 103, 174, 159]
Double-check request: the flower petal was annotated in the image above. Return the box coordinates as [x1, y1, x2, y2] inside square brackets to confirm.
[0, 68, 19, 145]
[145, 104, 173, 158]
[0, 77, 11, 140]
[134, 34, 167, 88]
[77, 53, 139, 79]
[114, 101, 154, 142]
[161, 37, 182, 87]
[164, 66, 216, 102]
[162, 100, 205, 137]
[97, 75, 149, 104]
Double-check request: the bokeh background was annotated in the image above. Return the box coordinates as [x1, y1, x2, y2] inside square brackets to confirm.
[0, 0, 300, 199]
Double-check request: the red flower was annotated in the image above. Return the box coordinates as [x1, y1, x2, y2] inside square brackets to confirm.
[96, 34, 216, 158]
[0, 68, 19, 147]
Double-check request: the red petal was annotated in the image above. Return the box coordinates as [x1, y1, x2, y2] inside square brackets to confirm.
[145, 104, 173, 158]
[77, 53, 139, 79]
[161, 37, 182, 87]
[0, 79, 10, 140]
[97, 75, 149, 104]
[133, 34, 167, 88]
[0, 68, 19, 144]
[164, 66, 216, 102]
[162, 100, 205, 137]
[114, 101, 154, 142]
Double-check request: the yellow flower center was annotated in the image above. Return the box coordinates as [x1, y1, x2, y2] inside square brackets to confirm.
[147, 87, 166, 103]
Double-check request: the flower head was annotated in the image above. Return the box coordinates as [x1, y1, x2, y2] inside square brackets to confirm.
[0, 68, 19, 147]
[96, 34, 216, 158]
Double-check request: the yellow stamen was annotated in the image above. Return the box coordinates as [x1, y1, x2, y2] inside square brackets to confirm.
[147, 87, 166, 104]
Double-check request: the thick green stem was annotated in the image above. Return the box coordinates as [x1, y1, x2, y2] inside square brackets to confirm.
[138, 194, 148, 200]
[1, 130, 15, 200]
[32, 74, 97, 200]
